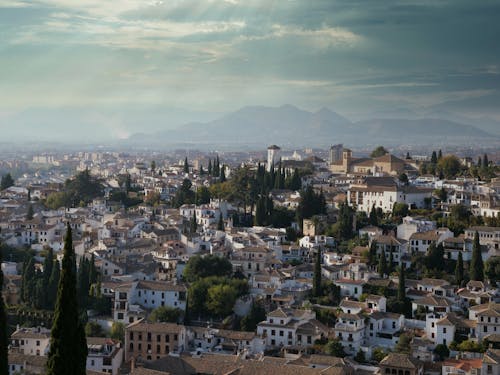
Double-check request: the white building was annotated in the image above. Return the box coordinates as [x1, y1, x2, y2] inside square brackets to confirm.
[267, 145, 281, 172]
[10, 326, 51, 356]
[348, 177, 432, 214]
[256, 308, 327, 349]
[86, 337, 123, 375]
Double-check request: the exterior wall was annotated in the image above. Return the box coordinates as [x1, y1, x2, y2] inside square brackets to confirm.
[125, 324, 187, 361]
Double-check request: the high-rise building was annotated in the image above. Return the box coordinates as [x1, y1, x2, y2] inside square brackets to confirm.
[329, 144, 343, 164]
[267, 145, 281, 171]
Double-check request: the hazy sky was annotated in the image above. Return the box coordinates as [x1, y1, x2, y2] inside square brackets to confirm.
[1, 0, 499, 140]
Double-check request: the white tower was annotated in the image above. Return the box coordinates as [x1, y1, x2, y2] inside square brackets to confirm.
[267, 145, 280, 171]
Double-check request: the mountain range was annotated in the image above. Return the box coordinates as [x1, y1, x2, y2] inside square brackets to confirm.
[129, 104, 499, 148]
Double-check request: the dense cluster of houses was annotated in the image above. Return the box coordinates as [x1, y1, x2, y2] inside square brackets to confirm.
[1, 145, 499, 375]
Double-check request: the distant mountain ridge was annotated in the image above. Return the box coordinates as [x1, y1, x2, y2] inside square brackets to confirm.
[131, 104, 497, 147]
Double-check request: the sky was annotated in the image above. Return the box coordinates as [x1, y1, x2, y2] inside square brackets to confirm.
[0, 0, 499, 141]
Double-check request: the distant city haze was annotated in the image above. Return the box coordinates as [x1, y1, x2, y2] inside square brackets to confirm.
[0, 0, 499, 144]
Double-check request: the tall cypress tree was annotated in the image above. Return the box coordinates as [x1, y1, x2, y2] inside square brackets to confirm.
[378, 250, 388, 277]
[208, 159, 212, 176]
[217, 214, 224, 231]
[47, 260, 60, 310]
[483, 154, 488, 168]
[455, 252, 464, 286]
[469, 231, 484, 281]
[46, 224, 87, 375]
[0, 249, 9, 375]
[22, 256, 35, 304]
[220, 165, 226, 183]
[183, 157, 189, 173]
[313, 248, 322, 297]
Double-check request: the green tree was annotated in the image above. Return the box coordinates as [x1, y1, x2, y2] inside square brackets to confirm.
[220, 165, 226, 183]
[21, 256, 36, 304]
[217, 214, 224, 231]
[313, 248, 322, 297]
[434, 344, 450, 360]
[110, 322, 125, 342]
[483, 154, 489, 168]
[370, 146, 389, 158]
[437, 155, 461, 179]
[47, 260, 61, 310]
[455, 252, 464, 286]
[184, 157, 189, 173]
[368, 241, 377, 266]
[27, 203, 34, 220]
[369, 204, 379, 226]
[0, 249, 8, 375]
[0, 173, 14, 190]
[149, 306, 182, 323]
[469, 231, 484, 281]
[85, 321, 104, 337]
[324, 339, 346, 357]
[354, 349, 366, 363]
[196, 186, 211, 205]
[378, 250, 388, 277]
[46, 224, 87, 375]
[395, 333, 412, 354]
[240, 301, 266, 332]
[425, 243, 444, 271]
[208, 159, 212, 175]
[150, 160, 156, 173]
[183, 255, 233, 282]
[485, 256, 500, 287]
[371, 347, 386, 362]
[206, 284, 238, 317]
[190, 211, 197, 234]
[392, 203, 409, 218]
[431, 151, 438, 164]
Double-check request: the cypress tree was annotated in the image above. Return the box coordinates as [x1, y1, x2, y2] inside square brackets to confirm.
[397, 265, 406, 302]
[369, 241, 377, 266]
[47, 260, 60, 310]
[369, 204, 379, 226]
[220, 165, 226, 183]
[46, 224, 87, 375]
[483, 154, 489, 168]
[215, 155, 220, 176]
[431, 151, 437, 164]
[388, 250, 394, 274]
[217, 214, 224, 231]
[477, 157, 482, 168]
[190, 211, 197, 233]
[455, 252, 464, 286]
[183, 157, 189, 173]
[313, 248, 322, 297]
[378, 250, 388, 277]
[0, 249, 9, 375]
[208, 159, 212, 176]
[44, 248, 54, 285]
[469, 231, 484, 281]
[27, 203, 34, 220]
[438, 149, 443, 160]
[22, 256, 35, 304]
[89, 253, 97, 285]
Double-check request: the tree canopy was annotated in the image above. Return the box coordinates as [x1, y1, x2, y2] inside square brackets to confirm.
[183, 255, 233, 282]
[370, 146, 389, 158]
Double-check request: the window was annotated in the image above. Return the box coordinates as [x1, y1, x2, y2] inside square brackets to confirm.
[443, 328, 446, 333]
[130, 332, 134, 340]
